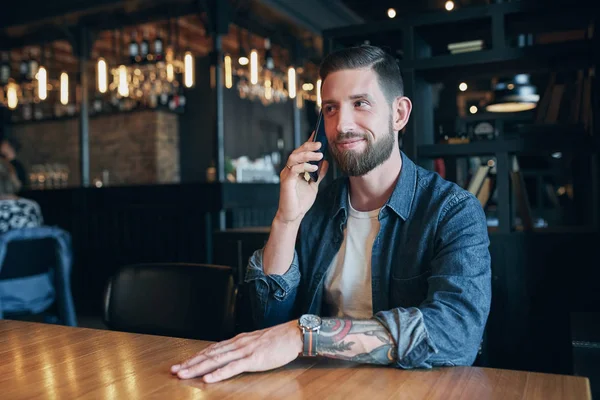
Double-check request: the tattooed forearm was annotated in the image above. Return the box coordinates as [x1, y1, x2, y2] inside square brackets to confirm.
[315, 319, 397, 365]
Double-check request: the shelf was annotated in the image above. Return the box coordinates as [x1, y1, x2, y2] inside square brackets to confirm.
[459, 111, 535, 123]
[418, 134, 600, 158]
[404, 40, 594, 80]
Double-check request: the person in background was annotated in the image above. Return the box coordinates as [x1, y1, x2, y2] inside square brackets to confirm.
[0, 158, 43, 233]
[1, 136, 28, 191]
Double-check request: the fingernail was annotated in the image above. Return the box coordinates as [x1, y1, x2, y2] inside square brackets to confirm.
[177, 369, 189, 378]
[171, 364, 180, 373]
[203, 374, 213, 383]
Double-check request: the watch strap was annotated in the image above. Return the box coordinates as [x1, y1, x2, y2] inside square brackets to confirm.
[302, 328, 317, 357]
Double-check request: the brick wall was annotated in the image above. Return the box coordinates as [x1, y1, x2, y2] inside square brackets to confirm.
[11, 110, 180, 186]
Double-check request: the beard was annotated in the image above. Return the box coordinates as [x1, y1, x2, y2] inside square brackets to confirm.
[329, 117, 396, 177]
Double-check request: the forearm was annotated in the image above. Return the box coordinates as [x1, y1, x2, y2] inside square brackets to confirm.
[316, 318, 396, 365]
[263, 214, 301, 275]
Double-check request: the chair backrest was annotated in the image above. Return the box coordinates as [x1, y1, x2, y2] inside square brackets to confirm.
[103, 263, 237, 341]
[0, 237, 57, 280]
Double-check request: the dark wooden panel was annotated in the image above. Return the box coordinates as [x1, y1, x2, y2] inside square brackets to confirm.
[21, 183, 278, 316]
[487, 232, 600, 375]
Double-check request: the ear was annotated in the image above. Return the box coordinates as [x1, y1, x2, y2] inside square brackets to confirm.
[392, 96, 412, 132]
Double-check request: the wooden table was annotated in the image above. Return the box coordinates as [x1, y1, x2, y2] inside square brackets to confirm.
[1, 320, 591, 400]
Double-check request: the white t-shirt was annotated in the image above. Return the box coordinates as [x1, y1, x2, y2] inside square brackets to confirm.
[324, 196, 380, 319]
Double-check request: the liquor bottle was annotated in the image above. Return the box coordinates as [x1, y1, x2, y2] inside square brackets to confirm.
[154, 30, 164, 63]
[129, 31, 140, 64]
[22, 102, 32, 121]
[27, 49, 38, 81]
[92, 93, 104, 114]
[19, 52, 28, 81]
[140, 30, 150, 63]
[0, 52, 11, 85]
[264, 38, 274, 70]
[159, 82, 170, 107]
[177, 85, 186, 110]
[33, 101, 43, 120]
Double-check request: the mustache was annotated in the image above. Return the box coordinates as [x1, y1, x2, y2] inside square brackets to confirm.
[334, 131, 367, 142]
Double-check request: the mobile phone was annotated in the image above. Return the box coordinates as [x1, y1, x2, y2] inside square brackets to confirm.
[308, 111, 328, 182]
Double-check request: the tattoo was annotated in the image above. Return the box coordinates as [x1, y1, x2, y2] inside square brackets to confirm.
[315, 319, 397, 365]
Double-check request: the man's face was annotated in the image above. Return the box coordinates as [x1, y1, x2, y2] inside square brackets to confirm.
[321, 68, 396, 177]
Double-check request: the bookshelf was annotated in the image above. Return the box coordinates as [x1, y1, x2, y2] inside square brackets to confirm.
[323, 1, 599, 234]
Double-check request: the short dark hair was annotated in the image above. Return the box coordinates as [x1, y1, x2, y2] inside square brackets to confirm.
[319, 45, 404, 102]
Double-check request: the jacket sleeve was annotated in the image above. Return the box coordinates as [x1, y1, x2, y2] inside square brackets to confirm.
[245, 247, 301, 329]
[375, 192, 492, 368]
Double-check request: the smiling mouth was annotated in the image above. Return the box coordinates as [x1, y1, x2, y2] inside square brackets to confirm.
[337, 138, 365, 145]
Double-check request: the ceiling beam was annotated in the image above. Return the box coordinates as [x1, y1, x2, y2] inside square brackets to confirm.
[256, 0, 363, 34]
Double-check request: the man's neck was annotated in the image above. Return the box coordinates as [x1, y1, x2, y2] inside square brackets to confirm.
[348, 147, 402, 212]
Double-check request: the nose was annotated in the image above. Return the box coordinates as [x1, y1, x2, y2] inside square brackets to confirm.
[335, 104, 357, 134]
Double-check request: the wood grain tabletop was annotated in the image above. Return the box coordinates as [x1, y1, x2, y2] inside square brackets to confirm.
[0, 320, 591, 400]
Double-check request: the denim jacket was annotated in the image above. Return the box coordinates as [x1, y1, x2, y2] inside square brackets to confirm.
[245, 152, 491, 368]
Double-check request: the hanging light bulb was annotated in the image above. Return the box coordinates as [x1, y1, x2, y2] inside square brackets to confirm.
[184, 51, 194, 88]
[445, 1, 455, 11]
[7, 82, 18, 109]
[37, 66, 47, 100]
[250, 50, 258, 85]
[60, 72, 69, 105]
[288, 67, 296, 99]
[316, 79, 322, 108]
[238, 55, 249, 66]
[166, 63, 174, 82]
[97, 58, 107, 93]
[118, 65, 129, 97]
[224, 55, 233, 89]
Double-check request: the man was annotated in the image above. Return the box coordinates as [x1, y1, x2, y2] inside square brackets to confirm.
[171, 45, 491, 382]
[0, 136, 28, 191]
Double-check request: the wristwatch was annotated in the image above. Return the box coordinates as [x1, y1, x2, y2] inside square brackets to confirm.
[298, 314, 322, 357]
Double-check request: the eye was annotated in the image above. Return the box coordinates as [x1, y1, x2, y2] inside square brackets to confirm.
[354, 100, 368, 108]
[324, 105, 337, 114]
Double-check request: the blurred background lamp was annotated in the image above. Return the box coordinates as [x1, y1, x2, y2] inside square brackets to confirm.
[486, 74, 539, 112]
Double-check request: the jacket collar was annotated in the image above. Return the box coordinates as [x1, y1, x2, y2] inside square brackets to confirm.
[330, 151, 416, 221]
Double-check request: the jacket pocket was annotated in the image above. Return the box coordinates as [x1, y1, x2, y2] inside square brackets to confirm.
[390, 270, 430, 308]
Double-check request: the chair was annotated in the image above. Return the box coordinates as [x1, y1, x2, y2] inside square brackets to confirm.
[0, 226, 77, 326]
[103, 263, 237, 341]
[571, 312, 600, 399]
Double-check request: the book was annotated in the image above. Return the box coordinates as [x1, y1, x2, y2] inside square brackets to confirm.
[511, 158, 534, 231]
[544, 83, 565, 124]
[535, 73, 556, 123]
[467, 165, 491, 197]
[476, 176, 494, 209]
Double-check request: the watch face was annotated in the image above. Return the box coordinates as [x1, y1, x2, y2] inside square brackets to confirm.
[300, 314, 322, 330]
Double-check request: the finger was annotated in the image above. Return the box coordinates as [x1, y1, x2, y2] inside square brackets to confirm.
[287, 151, 323, 167]
[290, 140, 321, 156]
[171, 340, 238, 373]
[203, 358, 251, 383]
[177, 348, 248, 380]
[290, 162, 318, 176]
[316, 160, 329, 184]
